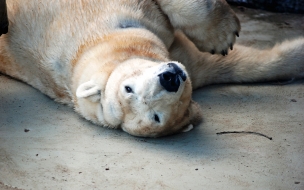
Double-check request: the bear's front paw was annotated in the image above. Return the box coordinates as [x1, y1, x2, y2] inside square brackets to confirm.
[179, 0, 241, 55]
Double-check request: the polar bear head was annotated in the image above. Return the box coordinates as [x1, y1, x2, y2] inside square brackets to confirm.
[76, 59, 202, 137]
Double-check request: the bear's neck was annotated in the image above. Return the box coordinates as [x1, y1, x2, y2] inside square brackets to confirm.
[71, 28, 170, 100]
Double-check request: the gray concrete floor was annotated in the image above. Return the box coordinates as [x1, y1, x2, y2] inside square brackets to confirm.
[0, 6, 304, 190]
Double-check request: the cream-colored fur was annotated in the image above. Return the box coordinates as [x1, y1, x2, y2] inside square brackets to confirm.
[156, 0, 240, 54]
[0, 0, 303, 137]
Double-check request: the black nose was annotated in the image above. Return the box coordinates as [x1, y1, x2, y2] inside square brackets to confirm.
[158, 63, 187, 92]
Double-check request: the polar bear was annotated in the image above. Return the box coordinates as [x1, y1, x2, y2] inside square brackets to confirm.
[0, 0, 303, 137]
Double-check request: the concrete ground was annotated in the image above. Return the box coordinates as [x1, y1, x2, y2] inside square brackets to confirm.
[0, 6, 303, 190]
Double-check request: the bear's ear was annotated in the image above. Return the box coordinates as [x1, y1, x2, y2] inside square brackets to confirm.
[76, 80, 101, 102]
[181, 100, 203, 133]
[189, 100, 203, 126]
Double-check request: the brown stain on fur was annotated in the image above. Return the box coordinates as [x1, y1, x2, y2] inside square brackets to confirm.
[0, 44, 22, 78]
[107, 37, 164, 61]
[71, 32, 168, 70]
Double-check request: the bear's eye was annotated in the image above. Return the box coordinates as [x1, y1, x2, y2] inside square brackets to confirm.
[125, 86, 133, 93]
[154, 114, 160, 123]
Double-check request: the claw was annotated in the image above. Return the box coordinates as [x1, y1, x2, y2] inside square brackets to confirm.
[230, 43, 233, 50]
[210, 50, 215, 55]
[235, 31, 239, 37]
[221, 50, 227, 56]
[0, 22, 9, 36]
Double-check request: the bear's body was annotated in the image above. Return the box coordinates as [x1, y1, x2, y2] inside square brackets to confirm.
[0, 0, 303, 137]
